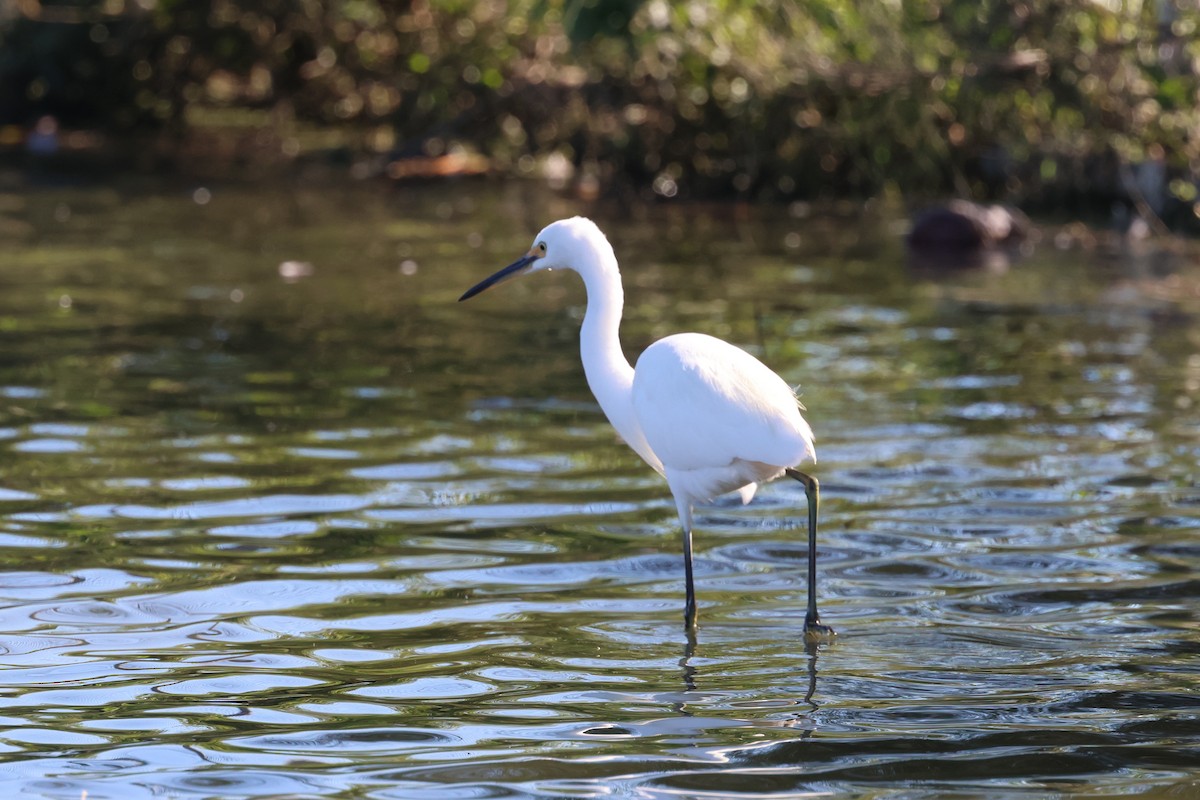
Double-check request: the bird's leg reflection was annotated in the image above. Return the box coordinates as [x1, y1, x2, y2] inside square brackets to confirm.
[785, 468, 835, 639]
[678, 623, 698, 696]
[676, 622, 825, 718]
[802, 635, 822, 707]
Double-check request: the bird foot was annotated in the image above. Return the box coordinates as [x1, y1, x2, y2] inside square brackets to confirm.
[803, 615, 835, 640]
[683, 604, 698, 630]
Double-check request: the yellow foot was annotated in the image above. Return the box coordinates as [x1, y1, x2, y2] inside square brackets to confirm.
[803, 619, 836, 640]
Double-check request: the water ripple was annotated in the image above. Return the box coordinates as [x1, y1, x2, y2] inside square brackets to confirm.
[0, 185, 1196, 799]
[73, 493, 374, 521]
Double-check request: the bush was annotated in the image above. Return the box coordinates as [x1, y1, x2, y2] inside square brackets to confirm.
[2, 0, 1197, 212]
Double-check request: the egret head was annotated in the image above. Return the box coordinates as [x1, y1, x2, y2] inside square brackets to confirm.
[459, 217, 613, 301]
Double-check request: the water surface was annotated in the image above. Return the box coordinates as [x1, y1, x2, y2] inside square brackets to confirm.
[0, 177, 1198, 798]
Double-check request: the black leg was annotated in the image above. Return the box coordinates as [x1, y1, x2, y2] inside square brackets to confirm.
[786, 468, 835, 639]
[682, 525, 697, 629]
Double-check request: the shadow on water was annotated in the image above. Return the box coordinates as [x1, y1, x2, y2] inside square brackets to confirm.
[0, 177, 1198, 798]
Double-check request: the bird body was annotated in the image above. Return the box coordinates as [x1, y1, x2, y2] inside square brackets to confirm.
[460, 216, 832, 636]
[634, 332, 815, 506]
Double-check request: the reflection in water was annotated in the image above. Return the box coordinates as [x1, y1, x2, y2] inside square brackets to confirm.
[678, 626, 823, 710]
[0, 181, 1197, 798]
[802, 637, 822, 708]
[680, 624, 698, 696]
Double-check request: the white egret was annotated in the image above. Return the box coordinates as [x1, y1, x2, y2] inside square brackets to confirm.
[460, 217, 832, 637]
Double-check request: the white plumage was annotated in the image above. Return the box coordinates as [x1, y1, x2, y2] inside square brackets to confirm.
[634, 332, 815, 506]
[460, 216, 832, 636]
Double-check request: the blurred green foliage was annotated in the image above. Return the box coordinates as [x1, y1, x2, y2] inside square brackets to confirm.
[1, 0, 1198, 210]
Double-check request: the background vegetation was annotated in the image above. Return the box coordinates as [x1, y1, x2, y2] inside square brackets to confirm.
[1, 0, 1198, 220]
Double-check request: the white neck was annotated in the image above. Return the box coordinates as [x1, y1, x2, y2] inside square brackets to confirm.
[574, 252, 664, 474]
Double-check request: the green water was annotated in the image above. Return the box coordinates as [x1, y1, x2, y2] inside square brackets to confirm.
[0, 177, 1197, 798]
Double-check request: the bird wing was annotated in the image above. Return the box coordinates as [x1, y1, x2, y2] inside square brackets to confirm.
[631, 333, 815, 474]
